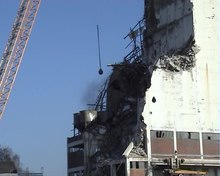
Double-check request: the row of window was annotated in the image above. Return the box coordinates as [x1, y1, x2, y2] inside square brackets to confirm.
[68, 171, 84, 176]
[151, 131, 220, 140]
[68, 147, 84, 153]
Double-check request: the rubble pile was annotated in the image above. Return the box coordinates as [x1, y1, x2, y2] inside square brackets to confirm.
[85, 61, 151, 165]
[129, 146, 147, 158]
[105, 61, 151, 152]
[159, 40, 200, 72]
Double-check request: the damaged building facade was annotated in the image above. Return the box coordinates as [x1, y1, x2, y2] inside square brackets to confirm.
[67, 0, 220, 176]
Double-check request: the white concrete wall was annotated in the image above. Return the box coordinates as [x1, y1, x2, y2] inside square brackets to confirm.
[143, 0, 219, 132]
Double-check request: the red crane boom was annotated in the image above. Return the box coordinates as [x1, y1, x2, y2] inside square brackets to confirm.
[0, 0, 41, 119]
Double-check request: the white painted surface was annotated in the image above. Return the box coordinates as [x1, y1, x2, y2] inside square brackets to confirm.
[143, 0, 219, 132]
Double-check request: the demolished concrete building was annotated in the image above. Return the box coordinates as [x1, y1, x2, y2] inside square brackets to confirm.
[67, 0, 220, 175]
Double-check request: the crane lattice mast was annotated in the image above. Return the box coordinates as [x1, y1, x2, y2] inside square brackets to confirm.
[0, 0, 41, 119]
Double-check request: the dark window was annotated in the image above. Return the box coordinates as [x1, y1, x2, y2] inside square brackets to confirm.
[151, 130, 173, 138]
[203, 133, 220, 141]
[176, 132, 199, 139]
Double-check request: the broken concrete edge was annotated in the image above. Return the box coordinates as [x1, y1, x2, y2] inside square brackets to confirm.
[123, 142, 134, 157]
[157, 40, 200, 73]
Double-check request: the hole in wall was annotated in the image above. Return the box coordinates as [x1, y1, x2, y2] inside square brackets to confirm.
[152, 96, 156, 103]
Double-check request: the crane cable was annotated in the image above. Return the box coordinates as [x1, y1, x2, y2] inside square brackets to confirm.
[97, 25, 103, 75]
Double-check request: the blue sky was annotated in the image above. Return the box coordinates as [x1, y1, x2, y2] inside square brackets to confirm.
[0, 1, 144, 176]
